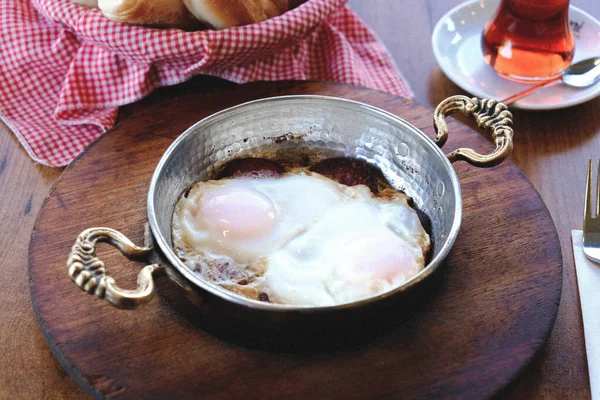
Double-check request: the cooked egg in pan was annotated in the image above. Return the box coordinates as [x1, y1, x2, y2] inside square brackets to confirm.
[172, 159, 430, 306]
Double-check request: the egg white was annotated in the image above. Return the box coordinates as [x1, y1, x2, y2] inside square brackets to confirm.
[172, 170, 430, 306]
[265, 185, 428, 305]
[173, 172, 351, 264]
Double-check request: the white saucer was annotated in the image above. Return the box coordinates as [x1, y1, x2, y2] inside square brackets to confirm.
[432, 0, 600, 110]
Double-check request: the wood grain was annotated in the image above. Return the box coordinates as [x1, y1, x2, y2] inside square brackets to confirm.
[0, 0, 597, 398]
[29, 81, 562, 399]
[0, 124, 82, 398]
[349, 1, 600, 398]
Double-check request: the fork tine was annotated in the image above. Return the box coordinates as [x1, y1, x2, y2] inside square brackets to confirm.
[585, 159, 593, 221]
[596, 160, 600, 217]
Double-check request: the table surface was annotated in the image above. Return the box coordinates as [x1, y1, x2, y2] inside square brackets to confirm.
[1, 0, 598, 398]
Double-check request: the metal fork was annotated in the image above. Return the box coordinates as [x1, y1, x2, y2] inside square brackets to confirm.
[583, 159, 600, 262]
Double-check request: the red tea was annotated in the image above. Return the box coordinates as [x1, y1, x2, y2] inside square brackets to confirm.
[482, 0, 575, 82]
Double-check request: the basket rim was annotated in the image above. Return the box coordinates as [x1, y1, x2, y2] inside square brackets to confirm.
[32, 0, 348, 62]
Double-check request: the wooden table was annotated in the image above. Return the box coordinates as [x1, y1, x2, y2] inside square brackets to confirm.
[1, 1, 598, 398]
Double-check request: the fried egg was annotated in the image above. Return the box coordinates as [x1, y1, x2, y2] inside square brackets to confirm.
[172, 169, 430, 306]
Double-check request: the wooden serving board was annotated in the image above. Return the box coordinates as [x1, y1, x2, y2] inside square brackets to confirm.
[29, 80, 562, 399]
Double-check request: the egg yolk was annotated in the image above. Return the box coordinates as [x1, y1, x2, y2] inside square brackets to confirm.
[339, 234, 420, 283]
[199, 187, 277, 240]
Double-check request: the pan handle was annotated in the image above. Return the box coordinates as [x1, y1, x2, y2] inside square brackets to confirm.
[67, 227, 164, 309]
[433, 96, 514, 167]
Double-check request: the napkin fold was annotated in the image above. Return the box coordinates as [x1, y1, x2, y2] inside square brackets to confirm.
[0, 0, 412, 167]
[572, 229, 600, 398]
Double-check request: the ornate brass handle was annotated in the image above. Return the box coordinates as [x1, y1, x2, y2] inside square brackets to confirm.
[433, 96, 514, 167]
[67, 227, 164, 309]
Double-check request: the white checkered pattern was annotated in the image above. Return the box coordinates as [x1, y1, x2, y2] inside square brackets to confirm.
[1, 0, 413, 166]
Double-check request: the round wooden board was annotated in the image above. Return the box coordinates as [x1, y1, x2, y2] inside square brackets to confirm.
[29, 81, 562, 399]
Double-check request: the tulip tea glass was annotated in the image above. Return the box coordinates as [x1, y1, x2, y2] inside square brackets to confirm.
[482, 0, 575, 82]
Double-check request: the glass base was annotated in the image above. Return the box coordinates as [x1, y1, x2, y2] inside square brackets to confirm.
[494, 69, 565, 84]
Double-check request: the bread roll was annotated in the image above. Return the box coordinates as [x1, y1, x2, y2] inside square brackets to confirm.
[181, 0, 289, 29]
[98, 0, 201, 29]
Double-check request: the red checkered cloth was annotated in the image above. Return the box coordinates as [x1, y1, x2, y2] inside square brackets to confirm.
[1, 0, 413, 167]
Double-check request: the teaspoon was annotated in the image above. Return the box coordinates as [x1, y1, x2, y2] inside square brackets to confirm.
[501, 57, 600, 105]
